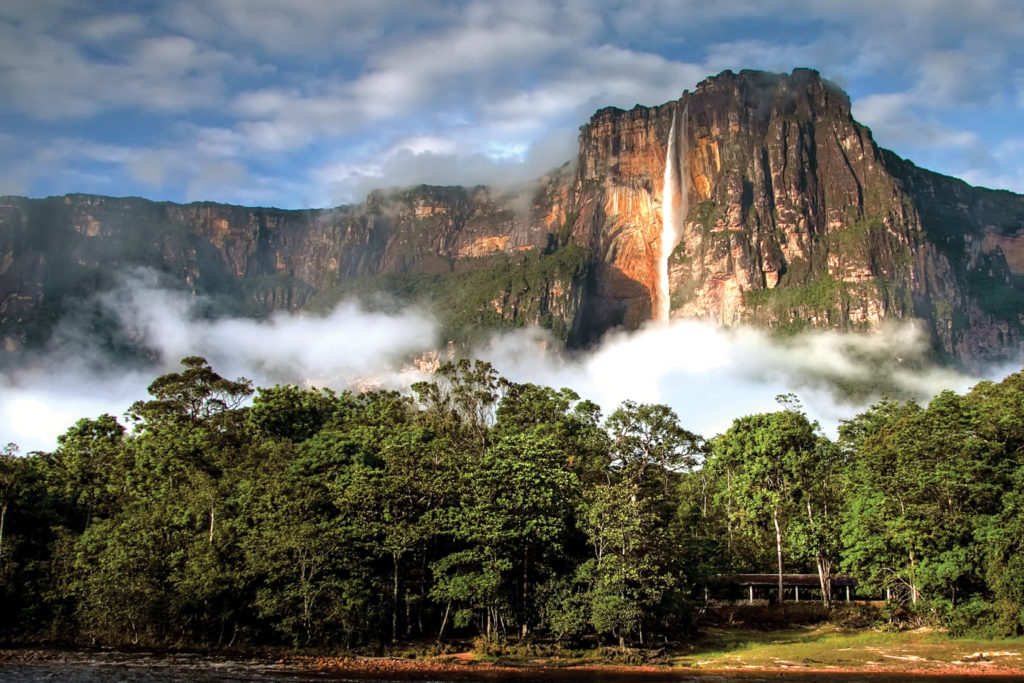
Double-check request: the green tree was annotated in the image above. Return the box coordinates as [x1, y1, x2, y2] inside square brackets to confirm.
[840, 388, 1009, 608]
[41, 415, 129, 531]
[413, 359, 500, 454]
[241, 439, 376, 645]
[431, 430, 576, 640]
[0, 443, 18, 570]
[247, 384, 338, 442]
[605, 400, 702, 494]
[710, 398, 820, 603]
[579, 478, 674, 647]
[131, 356, 252, 427]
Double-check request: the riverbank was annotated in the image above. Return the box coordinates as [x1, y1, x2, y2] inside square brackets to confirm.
[4, 627, 1024, 681]
[282, 628, 1024, 680]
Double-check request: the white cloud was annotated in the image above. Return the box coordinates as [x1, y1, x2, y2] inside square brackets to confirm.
[3, 269, 1008, 452]
[960, 138, 1024, 193]
[852, 92, 985, 158]
[313, 122, 579, 205]
[471, 319, 984, 439]
[76, 13, 146, 42]
[125, 151, 171, 188]
[0, 272, 439, 452]
[0, 3, 272, 120]
[184, 161, 248, 202]
[166, 0, 441, 59]
[101, 272, 437, 385]
[2, 1, 1024, 207]
[913, 48, 1006, 107]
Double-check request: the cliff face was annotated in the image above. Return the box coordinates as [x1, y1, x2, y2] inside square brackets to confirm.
[2, 68, 1023, 369]
[0, 181, 590, 357]
[572, 68, 1024, 365]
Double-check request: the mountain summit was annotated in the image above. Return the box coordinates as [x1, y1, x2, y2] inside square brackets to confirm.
[2, 69, 1023, 368]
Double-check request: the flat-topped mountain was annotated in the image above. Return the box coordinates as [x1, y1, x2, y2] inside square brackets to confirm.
[2, 69, 1023, 369]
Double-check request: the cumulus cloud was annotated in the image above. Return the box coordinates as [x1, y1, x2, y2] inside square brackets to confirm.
[316, 125, 579, 205]
[852, 93, 982, 151]
[4, 0, 1023, 208]
[166, 0, 442, 59]
[0, 25, 246, 120]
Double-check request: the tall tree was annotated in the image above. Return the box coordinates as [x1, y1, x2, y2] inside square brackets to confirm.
[710, 398, 820, 603]
[0, 443, 19, 569]
[605, 400, 702, 494]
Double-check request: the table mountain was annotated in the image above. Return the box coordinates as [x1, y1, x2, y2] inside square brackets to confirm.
[2, 68, 1023, 369]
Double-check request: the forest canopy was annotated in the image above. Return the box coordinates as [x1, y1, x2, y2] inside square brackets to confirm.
[2, 357, 1024, 648]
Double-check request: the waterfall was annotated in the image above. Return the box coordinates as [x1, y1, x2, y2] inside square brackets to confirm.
[658, 103, 686, 322]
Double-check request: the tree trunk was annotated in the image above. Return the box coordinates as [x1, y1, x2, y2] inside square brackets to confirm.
[521, 546, 529, 637]
[726, 470, 734, 561]
[0, 503, 6, 563]
[806, 500, 830, 607]
[437, 600, 451, 642]
[405, 587, 412, 638]
[773, 506, 784, 604]
[909, 551, 918, 605]
[816, 555, 832, 608]
[392, 554, 400, 644]
[208, 506, 215, 544]
[300, 557, 311, 643]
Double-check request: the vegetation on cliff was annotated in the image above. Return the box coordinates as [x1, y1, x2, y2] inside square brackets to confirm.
[4, 70, 1024, 369]
[2, 357, 1024, 650]
[305, 245, 589, 345]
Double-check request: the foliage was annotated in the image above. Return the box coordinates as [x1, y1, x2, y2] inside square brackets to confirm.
[305, 245, 589, 345]
[3, 357, 1024, 650]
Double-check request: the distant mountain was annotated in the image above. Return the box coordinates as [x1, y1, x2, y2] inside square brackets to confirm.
[2, 68, 1023, 369]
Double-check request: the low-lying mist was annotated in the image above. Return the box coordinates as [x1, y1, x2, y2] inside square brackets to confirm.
[0, 271, 1010, 453]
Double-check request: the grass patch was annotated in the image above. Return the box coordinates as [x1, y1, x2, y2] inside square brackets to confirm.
[672, 622, 1024, 672]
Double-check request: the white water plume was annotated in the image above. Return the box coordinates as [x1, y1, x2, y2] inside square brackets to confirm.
[658, 103, 686, 322]
[472, 318, 995, 441]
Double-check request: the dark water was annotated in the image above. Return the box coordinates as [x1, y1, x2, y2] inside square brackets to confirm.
[2, 653, 1023, 683]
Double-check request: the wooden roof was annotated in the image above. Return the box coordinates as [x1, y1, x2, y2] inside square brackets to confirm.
[716, 573, 857, 587]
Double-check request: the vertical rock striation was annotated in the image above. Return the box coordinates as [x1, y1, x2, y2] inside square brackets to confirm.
[2, 68, 1023, 368]
[572, 68, 1024, 367]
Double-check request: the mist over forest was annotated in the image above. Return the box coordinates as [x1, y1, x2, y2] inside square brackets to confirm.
[0, 268, 995, 454]
[2, 353, 1024, 649]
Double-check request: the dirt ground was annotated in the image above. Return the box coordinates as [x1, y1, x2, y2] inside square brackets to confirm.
[4, 627, 1024, 681]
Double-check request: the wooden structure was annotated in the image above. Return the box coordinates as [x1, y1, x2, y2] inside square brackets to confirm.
[713, 573, 858, 603]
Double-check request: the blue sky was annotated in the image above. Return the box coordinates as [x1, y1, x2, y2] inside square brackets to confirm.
[2, 0, 1023, 209]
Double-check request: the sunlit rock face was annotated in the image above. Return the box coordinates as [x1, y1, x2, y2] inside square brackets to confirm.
[0, 181, 594, 360]
[2, 68, 1024, 368]
[571, 68, 1024, 367]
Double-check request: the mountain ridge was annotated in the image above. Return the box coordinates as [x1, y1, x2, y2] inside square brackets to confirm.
[2, 68, 1023, 370]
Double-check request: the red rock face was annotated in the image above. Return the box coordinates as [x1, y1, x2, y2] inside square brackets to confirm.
[2, 69, 1023, 368]
[571, 68, 1024, 367]
[575, 102, 676, 330]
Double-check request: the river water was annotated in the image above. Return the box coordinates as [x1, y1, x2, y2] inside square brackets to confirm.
[2, 652, 1022, 682]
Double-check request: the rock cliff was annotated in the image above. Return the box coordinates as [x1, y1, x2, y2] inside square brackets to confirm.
[0, 182, 590, 358]
[2, 68, 1023, 369]
[571, 68, 1024, 365]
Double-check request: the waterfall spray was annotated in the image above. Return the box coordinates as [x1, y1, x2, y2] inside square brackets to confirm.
[658, 103, 686, 322]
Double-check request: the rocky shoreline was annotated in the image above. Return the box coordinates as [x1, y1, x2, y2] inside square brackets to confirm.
[4, 648, 1024, 681]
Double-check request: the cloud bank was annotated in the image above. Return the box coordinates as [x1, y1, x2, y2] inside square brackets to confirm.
[0, 273, 1005, 453]
[1, 1, 1022, 208]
